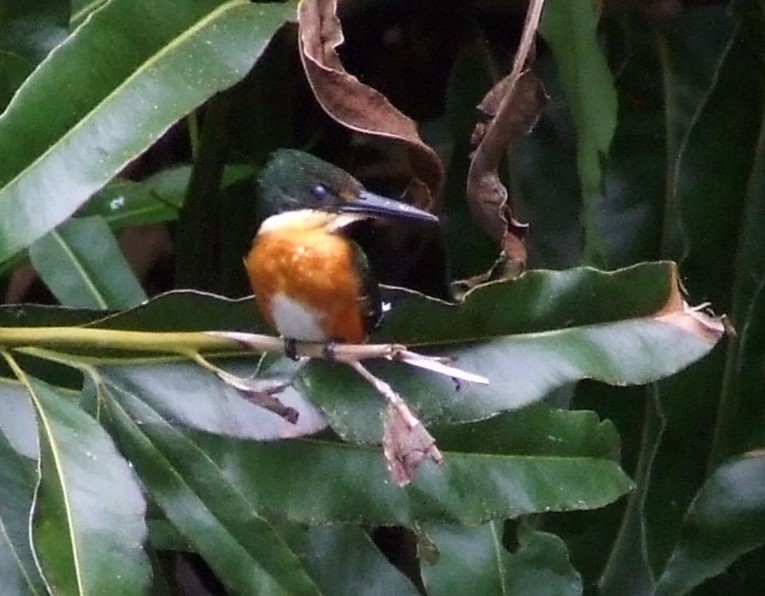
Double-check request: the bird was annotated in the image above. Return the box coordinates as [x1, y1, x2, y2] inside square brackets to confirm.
[245, 149, 440, 348]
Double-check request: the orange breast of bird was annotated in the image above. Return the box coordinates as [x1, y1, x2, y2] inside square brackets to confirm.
[246, 228, 368, 344]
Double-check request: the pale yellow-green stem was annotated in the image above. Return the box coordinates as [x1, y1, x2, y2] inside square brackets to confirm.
[0, 327, 242, 354]
[0, 326, 489, 383]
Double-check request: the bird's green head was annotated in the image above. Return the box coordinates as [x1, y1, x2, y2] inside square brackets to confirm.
[257, 149, 437, 224]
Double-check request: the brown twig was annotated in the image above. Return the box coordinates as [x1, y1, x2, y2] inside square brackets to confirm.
[206, 331, 489, 385]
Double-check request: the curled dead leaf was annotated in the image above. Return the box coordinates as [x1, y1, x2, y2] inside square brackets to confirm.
[297, 0, 444, 208]
[466, 0, 547, 271]
[467, 70, 547, 266]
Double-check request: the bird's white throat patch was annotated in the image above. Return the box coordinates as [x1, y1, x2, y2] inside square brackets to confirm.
[270, 292, 327, 342]
[258, 209, 366, 234]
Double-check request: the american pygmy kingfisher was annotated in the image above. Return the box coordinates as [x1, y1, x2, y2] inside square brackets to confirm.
[245, 150, 439, 345]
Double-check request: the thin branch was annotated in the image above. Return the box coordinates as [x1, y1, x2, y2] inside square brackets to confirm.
[511, 0, 546, 81]
[213, 331, 489, 384]
[0, 326, 488, 385]
[0, 326, 246, 353]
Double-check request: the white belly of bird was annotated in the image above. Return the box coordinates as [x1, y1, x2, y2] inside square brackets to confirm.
[270, 292, 327, 342]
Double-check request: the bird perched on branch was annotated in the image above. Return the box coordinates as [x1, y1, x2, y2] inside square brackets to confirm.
[245, 150, 440, 347]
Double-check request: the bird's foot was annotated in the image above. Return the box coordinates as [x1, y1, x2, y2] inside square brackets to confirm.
[284, 337, 299, 361]
[283, 337, 342, 361]
[322, 340, 338, 361]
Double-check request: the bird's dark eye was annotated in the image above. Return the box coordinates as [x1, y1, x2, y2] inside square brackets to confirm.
[311, 183, 331, 201]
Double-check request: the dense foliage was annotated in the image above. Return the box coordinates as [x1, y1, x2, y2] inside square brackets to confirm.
[0, 0, 763, 594]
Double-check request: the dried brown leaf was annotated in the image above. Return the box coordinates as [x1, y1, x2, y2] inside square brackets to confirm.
[651, 264, 728, 343]
[466, 0, 548, 267]
[467, 70, 547, 264]
[383, 404, 443, 487]
[297, 0, 444, 208]
[655, 304, 727, 344]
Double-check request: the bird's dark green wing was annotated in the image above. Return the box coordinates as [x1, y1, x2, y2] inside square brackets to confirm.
[349, 239, 383, 334]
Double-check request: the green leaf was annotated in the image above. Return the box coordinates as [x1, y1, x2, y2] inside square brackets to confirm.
[596, 386, 661, 596]
[643, 3, 765, 577]
[70, 0, 110, 30]
[434, 403, 620, 461]
[655, 454, 765, 596]
[0, 51, 33, 110]
[0, 284, 260, 334]
[592, 12, 667, 267]
[540, 0, 618, 263]
[0, 0, 295, 264]
[282, 525, 421, 596]
[0, 378, 40, 460]
[75, 163, 253, 230]
[421, 522, 582, 596]
[671, 5, 764, 315]
[701, 1, 765, 461]
[511, 51, 582, 270]
[643, 355, 726, 578]
[0, 0, 69, 63]
[305, 265, 720, 443]
[658, 4, 737, 168]
[102, 376, 324, 596]
[377, 262, 675, 344]
[98, 360, 328, 440]
[95, 290, 267, 333]
[0, 414, 47, 595]
[15, 371, 150, 594]
[106, 382, 631, 527]
[76, 167, 190, 229]
[29, 216, 147, 309]
[97, 358, 630, 525]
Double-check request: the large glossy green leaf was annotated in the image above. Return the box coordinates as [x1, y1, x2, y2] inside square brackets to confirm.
[643, 1, 765, 579]
[0, 0, 295, 264]
[0, 263, 722, 446]
[102, 378, 325, 596]
[104, 377, 631, 527]
[29, 216, 147, 309]
[540, 0, 617, 262]
[16, 372, 150, 594]
[433, 403, 619, 461]
[305, 266, 719, 443]
[0, 261, 681, 336]
[655, 454, 765, 596]
[422, 522, 582, 596]
[671, 5, 764, 315]
[93, 290, 265, 333]
[377, 262, 674, 344]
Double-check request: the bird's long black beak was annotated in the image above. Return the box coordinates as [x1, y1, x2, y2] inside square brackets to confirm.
[340, 190, 439, 223]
